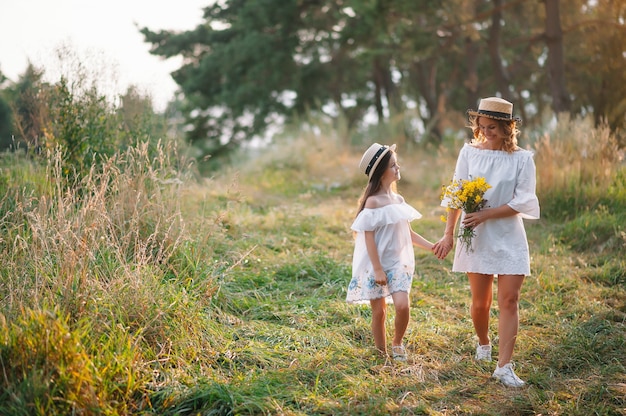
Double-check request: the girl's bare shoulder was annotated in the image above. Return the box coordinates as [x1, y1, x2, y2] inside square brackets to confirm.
[363, 195, 382, 209]
[364, 193, 403, 209]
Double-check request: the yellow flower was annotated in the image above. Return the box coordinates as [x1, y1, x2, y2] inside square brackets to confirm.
[440, 176, 491, 253]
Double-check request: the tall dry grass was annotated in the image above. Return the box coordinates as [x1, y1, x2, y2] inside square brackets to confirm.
[532, 115, 625, 218]
[0, 142, 215, 414]
[2, 142, 189, 318]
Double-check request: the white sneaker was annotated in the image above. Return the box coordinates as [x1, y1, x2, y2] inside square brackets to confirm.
[492, 363, 526, 387]
[475, 344, 492, 361]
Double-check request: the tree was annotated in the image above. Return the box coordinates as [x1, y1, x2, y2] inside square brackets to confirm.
[0, 94, 12, 149]
[4, 63, 168, 177]
[141, 1, 302, 157]
[117, 85, 169, 149]
[0, 69, 13, 148]
[563, 0, 626, 133]
[141, 0, 430, 152]
[141, 0, 625, 158]
[6, 64, 50, 150]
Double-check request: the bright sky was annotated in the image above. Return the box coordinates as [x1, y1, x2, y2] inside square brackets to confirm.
[0, 0, 208, 111]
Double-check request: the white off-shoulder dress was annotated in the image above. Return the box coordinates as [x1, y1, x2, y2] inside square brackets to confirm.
[346, 201, 422, 304]
[442, 144, 540, 275]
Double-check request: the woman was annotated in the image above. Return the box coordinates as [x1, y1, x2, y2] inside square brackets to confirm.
[433, 97, 540, 387]
[347, 143, 434, 361]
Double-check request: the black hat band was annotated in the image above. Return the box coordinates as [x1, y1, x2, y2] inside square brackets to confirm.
[365, 146, 387, 176]
[476, 109, 512, 119]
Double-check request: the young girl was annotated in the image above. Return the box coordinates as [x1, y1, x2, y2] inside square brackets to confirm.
[346, 143, 434, 361]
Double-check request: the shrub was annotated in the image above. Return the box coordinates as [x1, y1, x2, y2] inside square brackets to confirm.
[559, 205, 626, 254]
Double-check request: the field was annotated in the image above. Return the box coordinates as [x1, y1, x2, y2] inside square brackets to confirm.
[0, 117, 625, 415]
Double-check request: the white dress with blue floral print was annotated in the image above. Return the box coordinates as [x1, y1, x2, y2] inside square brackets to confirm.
[346, 201, 422, 304]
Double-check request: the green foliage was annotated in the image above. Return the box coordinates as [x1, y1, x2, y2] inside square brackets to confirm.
[548, 316, 625, 373]
[565, 0, 626, 133]
[559, 205, 626, 255]
[604, 167, 626, 211]
[581, 260, 626, 287]
[149, 381, 236, 415]
[142, 0, 301, 157]
[0, 151, 52, 262]
[117, 85, 173, 151]
[47, 79, 171, 180]
[1, 62, 173, 181]
[142, 0, 626, 159]
[2, 64, 49, 150]
[0, 308, 142, 415]
[47, 78, 117, 175]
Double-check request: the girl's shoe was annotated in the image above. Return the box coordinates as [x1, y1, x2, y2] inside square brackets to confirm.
[391, 345, 407, 361]
[475, 344, 492, 361]
[492, 363, 526, 387]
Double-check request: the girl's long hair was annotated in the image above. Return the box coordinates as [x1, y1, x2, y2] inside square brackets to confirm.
[355, 151, 395, 217]
[468, 116, 520, 153]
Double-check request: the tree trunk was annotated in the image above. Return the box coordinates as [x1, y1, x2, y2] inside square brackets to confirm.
[544, 0, 570, 113]
[487, 0, 512, 100]
[413, 60, 442, 144]
[464, 36, 480, 112]
[372, 58, 385, 122]
[464, 1, 481, 110]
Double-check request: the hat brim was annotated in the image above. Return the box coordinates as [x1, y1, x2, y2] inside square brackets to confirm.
[467, 109, 522, 123]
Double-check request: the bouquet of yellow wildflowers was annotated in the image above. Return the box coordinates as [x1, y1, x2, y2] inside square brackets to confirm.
[440, 176, 491, 253]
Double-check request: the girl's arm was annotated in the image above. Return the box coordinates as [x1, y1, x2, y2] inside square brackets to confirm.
[410, 225, 434, 250]
[364, 230, 387, 285]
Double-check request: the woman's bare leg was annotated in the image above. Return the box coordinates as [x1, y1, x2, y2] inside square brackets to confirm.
[496, 274, 524, 366]
[468, 273, 494, 346]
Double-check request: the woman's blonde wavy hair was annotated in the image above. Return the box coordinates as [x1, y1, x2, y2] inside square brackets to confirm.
[467, 115, 520, 153]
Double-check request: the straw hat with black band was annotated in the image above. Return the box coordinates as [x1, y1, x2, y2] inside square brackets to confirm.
[359, 143, 397, 180]
[467, 97, 522, 123]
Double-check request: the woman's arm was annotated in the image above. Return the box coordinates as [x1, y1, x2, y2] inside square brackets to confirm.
[462, 204, 518, 228]
[432, 208, 461, 259]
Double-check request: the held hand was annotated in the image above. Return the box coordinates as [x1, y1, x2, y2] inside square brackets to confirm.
[374, 269, 388, 285]
[432, 235, 454, 260]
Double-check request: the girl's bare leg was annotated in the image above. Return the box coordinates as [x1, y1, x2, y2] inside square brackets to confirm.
[390, 291, 410, 346]
[370, 297, 387, 355]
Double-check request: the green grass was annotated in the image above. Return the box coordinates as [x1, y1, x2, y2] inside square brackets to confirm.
[0, 135, 625, 415]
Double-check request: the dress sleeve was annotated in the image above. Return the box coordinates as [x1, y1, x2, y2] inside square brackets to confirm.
[508, 152, 540, 219]
[441, 145, 470, 208]
[351, 210, 378, 232]
[351, 203, 422, 231]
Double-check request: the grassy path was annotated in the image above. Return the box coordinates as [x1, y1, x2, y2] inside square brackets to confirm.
[179, 171, 625, 415]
